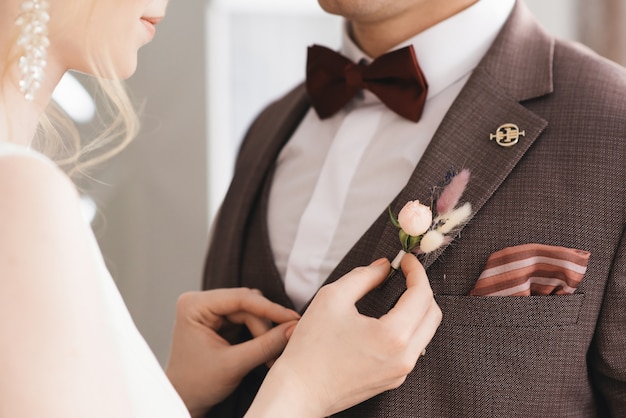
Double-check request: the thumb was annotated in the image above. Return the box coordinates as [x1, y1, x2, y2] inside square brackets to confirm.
[228, 321, 297, 372]
[400, 252, 428, 289]
[332, 258, 390, 301]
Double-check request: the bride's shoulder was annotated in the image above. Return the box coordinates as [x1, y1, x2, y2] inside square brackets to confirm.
[0, 148, 78, 213]
[0, 146, 99, 312]
[0, 149, 82, 260]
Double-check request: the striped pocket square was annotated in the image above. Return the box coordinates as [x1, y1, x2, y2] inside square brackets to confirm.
[469, 244, 590, 296]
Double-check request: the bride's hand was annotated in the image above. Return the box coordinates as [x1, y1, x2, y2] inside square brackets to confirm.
[246, 254, 442, 418]
[165, 288, 300, 418]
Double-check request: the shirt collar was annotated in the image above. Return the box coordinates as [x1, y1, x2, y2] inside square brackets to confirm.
[340, 0, 516, 101]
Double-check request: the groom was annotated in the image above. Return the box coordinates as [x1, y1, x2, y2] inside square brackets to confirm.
[203, 0, 626, 416]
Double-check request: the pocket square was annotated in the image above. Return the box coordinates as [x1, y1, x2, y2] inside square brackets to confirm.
[469, 244, 590, 296]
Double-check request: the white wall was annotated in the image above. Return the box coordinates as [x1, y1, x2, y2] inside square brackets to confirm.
[525, 0, 579, 40]
[205, 2, 342, 218]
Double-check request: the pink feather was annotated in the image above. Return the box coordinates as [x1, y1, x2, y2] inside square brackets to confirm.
[436, 168, 470, 215]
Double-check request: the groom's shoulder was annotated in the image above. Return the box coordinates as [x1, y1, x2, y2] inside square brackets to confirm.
[553, 37, 626, 96]
[250, 82, 309, 132]
[237, 82, 309, 154]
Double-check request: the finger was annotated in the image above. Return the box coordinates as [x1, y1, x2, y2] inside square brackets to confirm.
[235, 292, 300, 325]
[400, 252, 428, 289]
[398, 253, 432, 312]
[329, 258, 391, 301]
[227, 312, 273, 338]
[226, 321, 296, 373]
[193, 288, 300, 324]
[389, 303, 442, 382]
[406, 301, 443, 361]
[380, 254, 433, 333]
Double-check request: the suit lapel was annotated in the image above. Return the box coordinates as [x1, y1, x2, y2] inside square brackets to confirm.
[322, 1, 554, 303]
[376, 1, 555, 271]
[374, 68, 549, 271]
[233, 85, 310, 212]
[204, 85, 310, 291]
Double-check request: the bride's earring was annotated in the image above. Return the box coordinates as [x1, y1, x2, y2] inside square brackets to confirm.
[15, 0, 50, 101]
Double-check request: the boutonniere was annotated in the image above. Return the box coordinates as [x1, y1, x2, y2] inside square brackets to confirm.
[388, 168, 472, 275]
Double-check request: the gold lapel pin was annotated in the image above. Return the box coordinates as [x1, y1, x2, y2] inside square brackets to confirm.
[490, 123, 525, 147]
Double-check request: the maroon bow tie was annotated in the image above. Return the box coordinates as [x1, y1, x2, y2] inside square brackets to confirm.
[305, 44, 428, 122]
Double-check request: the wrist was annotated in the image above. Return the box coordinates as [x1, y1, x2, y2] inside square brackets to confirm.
[244, 360, 322, 418]
[165, 368, 211, 418]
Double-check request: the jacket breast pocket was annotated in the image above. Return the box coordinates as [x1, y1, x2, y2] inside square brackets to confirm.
[434, 293, 585, 327]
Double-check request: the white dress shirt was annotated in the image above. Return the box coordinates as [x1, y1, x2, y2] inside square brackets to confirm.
[268, 0, 516, 310]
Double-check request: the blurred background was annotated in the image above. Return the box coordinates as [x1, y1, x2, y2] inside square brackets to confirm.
[58, 0, 626, 365]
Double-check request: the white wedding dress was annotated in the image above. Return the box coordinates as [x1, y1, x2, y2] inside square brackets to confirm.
[0, 141, 190, 417]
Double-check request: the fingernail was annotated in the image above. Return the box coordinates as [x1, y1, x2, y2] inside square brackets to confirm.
[370, 258, 388, 267]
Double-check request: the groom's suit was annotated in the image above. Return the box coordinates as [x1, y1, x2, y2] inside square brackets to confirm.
[203, 1, 626, 416]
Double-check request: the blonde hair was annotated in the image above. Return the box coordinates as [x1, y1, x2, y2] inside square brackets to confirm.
[4, 0, 140, 179]
[36, 77, 140, 179]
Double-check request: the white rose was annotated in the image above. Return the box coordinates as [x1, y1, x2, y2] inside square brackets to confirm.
[397, 200, 432, 237]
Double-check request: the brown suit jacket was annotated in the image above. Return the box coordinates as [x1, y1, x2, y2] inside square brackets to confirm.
[203, 1, 626, 416]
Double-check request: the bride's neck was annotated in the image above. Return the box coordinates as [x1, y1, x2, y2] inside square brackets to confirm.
[0, 62, 59, 147]
[0, 94, 39, 147]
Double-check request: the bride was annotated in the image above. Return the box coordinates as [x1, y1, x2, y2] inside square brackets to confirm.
[0, 0, 442, 417]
